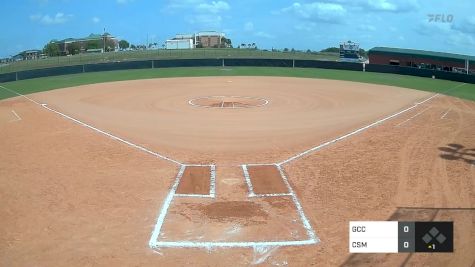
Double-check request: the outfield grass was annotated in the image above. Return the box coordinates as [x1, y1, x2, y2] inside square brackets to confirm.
[1, 67, 474, 101]
[0, 49, 339, 74]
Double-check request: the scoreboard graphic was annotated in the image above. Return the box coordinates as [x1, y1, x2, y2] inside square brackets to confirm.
[349, 221, 453, 253]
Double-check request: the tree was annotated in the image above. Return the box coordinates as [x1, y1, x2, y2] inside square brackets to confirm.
[241, 43, 246, 49]
[86, 40, 101, 50]
[130, 44, 136, 50]
[283, 48, 289, 52]
[66, 42, 81, 55]
[119, 40, 130, 50]
[105, 39, 117, 52]
[320, 47, 339, 53]
[252, 43, 256, 49]
[43, 42, 60, 57]
[359, 48, 367, 58]
[220, 37, 232, 48]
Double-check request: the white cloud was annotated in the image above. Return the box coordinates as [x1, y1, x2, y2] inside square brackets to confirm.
[364, 0, 419, 13]
[244, 22, 254, 31]
[30, 13, 73, 25]
[187, 14, 223, 28]
[165, 0, 230, 28]
[117, 0, 134, 4]
[255, 31, 275, 39]
[92, 17, 100, 24]
[452, 16, 475, 34]
[196, 1, 230, 14]
[358, 24, 376, 31]
[166, 0, 203, 10]
[282, 2, 347, 24]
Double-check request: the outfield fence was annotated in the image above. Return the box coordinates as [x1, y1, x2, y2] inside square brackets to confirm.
[1, 58, 474, 84]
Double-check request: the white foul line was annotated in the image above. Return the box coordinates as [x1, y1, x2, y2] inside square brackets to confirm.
[275, 164, 318, 241]
[278, 93, 440, 165]
[42, 104, 182, 165]
[441, 109, 450, 119]
[395, 106, 431, 127]
[0, 85, 181, 166]
[10, 110, 21, 122]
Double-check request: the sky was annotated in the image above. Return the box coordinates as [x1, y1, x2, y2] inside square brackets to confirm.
[0, 0, 474, 58]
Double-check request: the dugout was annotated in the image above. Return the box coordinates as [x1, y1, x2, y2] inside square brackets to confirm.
[368, 47, 475, 75]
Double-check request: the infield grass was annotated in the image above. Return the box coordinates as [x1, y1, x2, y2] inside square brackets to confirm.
[1, 67, 474, 101]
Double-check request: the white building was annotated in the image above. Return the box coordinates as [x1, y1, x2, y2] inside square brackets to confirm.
[165, 39, 194, 50]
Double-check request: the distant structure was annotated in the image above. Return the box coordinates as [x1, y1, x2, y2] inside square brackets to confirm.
[368, 47, 475, 74]
[339, 41, 363, 62]
[13, 50, 43, 61]
[51, 33, 119, 55]
[165, 31, 228, 49]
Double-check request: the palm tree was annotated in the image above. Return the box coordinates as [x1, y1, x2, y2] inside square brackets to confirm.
[241, 43, 246, 49]
[252, 43, 256, 49]
[248, 43, 251, 49]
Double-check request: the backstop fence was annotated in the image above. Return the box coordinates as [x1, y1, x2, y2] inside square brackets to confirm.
[1, 58, 474, 84]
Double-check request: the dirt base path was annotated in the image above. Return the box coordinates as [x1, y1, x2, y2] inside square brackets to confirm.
[0, 77, 473, 266]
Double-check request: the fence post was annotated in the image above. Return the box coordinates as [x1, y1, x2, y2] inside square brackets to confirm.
[15, 72, 18, 81]
[152, 60, 154, 69]
[222, 58, 225, 67]
[292, 59, 295, 68]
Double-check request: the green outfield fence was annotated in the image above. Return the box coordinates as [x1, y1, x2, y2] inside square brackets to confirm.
[0, 49, 339, 74]
[1, 58, 474, 84]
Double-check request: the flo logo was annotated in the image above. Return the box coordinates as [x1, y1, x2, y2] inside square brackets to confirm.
[428, 14, 454, 23]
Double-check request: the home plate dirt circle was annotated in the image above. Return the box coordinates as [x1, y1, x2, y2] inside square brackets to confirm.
[188, 95, 269, 108]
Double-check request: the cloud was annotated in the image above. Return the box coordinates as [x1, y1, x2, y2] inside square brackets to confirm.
[187, 14, 223, 28]
[244, 22, 254, 31]
[196, 1, 230, 14]
[117, 0, 134, 4]
[166, 0, 203, 10]
[358, 24, 376, 31]
[255, 31, 275, 39]
[363, 0, 419, 13]
[92, 17, 100, 24]
[282, 2, 347, 24]
[165, 0, 230, 28]
[30, 13, 73, 25]
[452, 16, 475, 34]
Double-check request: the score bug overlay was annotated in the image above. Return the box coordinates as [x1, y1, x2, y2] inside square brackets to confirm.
[349, 221, 453, 253]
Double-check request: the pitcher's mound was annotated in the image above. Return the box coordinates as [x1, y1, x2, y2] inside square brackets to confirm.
[189, 96, 269, 108]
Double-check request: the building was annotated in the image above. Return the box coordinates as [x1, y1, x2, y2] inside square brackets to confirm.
[11, 50, 43, 61]
[195, 31, 225, 48]
[165, 31, 227, 49]
[368, 47, 475, 74]
[51, 33, 119, 55]
[166, 39, 194, 50]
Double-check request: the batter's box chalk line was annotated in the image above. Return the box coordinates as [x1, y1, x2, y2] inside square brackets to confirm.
[174, 164, 216, 198]
[148, 163, 319, 249]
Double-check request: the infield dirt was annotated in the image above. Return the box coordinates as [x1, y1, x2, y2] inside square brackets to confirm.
[0, 77, 473, 266]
